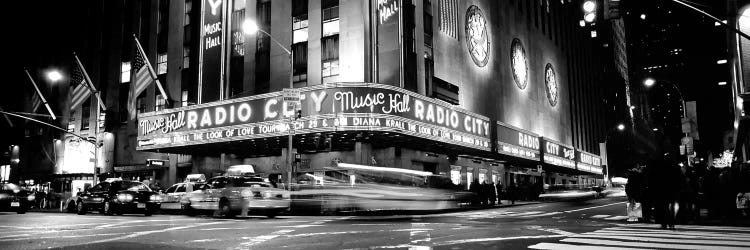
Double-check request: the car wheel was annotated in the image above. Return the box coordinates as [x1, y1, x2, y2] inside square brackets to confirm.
[76, 200, 87, 215]
[16, 205, 27, 214]
[181, 203, 195, 216]
[218, 200, 235, 218]
[103, 201, 114, 215]
[144, 208, 153, 216]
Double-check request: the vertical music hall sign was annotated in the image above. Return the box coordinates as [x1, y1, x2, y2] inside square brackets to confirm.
[200, 0, 225, 103]
[376, 0, 402, 87]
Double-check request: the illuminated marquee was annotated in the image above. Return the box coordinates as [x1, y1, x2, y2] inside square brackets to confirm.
[576, 150, 603, 175]
[137, 83, 492, 151]
[541, 138, 575, 169]
[496, 122, 540, 161]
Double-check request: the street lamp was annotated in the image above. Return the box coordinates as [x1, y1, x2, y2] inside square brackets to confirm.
[46, 70, 62, 82]
[617, 123, 625, 131]
[243, 19, 295, 189]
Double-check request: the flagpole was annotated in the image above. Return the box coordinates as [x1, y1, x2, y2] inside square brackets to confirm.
[24, 69, 57, 120]
[133, 35, 170, 107]
[93, 92, 101, 185]
[74, 53, 106, 111]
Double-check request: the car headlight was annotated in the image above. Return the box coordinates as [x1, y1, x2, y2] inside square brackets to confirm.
[241, 189, 253, 198]
[117, 193, 133, 202]
[149, 194, 163, 202]
[263, 192, 273, 198]
[27, 194, 35, 201]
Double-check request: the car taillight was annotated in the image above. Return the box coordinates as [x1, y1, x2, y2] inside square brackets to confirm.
[117, 193, 133, 202]
[240, 189, 253, 198]
[262, 192, 274, 198]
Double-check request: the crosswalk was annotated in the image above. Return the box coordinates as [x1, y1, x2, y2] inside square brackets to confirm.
[529, 224, 750, 250]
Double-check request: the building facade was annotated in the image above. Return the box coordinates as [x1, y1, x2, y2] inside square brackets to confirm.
[39, 0, 610, 190]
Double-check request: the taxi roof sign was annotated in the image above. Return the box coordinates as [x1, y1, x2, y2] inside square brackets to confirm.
[185, 174, 206, 183]
[104, 177, 123, 182]
[225, 165, 256, 176]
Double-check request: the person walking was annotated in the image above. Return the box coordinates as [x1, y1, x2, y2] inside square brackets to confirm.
[469, 179, 481, 206]
[650, 156, 683, 230]
[507, 182, 518, 205]
[487, 181, 496, 206]
[495, 182, 504, 205]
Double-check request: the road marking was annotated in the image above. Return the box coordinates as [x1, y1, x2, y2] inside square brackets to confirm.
[522, 212, 562, 218]
[87, 222, 226, 244]
[409, 222, 431, 248]
[529, 242, 649, 250]
[561, 237, 750, 250]
[198, 227, 248, 231]
[528, 225, 750, 250]
[591, 215, 610, 218]
[188, 238, 221, 243]
[0, 232, 130, 242]
[603, 216, 628, 221]
[435, 234, 569, 245]
[238, 229, 296, 248]
[563, 202, 627, 213]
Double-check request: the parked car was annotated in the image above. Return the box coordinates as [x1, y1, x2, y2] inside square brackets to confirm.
[75, 179, 162, 216]
[180, 166, 290, 218]
[0, 183, 33, 214]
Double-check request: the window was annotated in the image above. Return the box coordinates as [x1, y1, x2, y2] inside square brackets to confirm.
[175, 184, 186, 192]
[321, 35, 339, 77]
[181, 89, 189, 107]
[184, 0, 192, 26]
[292, 42, 308, 84]
[165, 185, 178, 194]
[81, 99, 91, 130]
[136, 95, 146, 114]
[121, 61, 131, 83]
[292, 0, 308, 44]
[155, 94, 166, 111]
[183, 46, 190, 68]
[322, 1, 339, 37]
[157, 53, 168, 75]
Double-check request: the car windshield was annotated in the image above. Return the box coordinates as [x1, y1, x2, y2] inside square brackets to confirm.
[116, 182, 151, 192]
[231, 178, 271, 188]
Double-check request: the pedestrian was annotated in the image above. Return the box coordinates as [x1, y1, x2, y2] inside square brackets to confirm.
[650, 156, 682, 230]
[507, 182, 517, 205]
[469, 179, 481, 206]
[495, 182, 503, 205]
[487, 181, 496, 206]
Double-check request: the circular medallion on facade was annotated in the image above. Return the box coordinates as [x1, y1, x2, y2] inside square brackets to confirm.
[510, 38, 528, 90]
[465, 5, 490, 67]
[544, 63, 558, 107]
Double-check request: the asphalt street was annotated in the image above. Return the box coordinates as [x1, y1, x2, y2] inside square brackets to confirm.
[1, 196, 749, 249]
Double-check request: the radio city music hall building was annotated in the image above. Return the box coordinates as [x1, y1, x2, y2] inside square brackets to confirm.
[56, 0, 609, 189]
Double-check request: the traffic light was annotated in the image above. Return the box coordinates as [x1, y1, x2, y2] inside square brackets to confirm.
[295, 109, 302, 119]
[583, 0, 597, 23]
[294, 153, 301, 162]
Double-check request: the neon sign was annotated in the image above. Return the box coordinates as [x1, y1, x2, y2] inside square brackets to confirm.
[137, 83, 492, 151]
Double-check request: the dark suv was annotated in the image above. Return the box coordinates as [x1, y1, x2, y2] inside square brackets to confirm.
[0, 183, 32, 214]
[75, 180, 161, 216]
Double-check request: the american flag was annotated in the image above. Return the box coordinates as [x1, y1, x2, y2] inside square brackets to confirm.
[439, 0, 459, 39]
[128, 40, 155, 119]
[69, 62, 92, 111]
[30, 91, 42, 112]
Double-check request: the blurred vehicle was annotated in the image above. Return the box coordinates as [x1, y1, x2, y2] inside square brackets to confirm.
[75, 178, 162, 216]
[539, 184, 601, 201]
[180, 165, 290, 218]
[291, 163, 475, 214]
[0, 183, 33, 214]
[160, 174, 209, 211]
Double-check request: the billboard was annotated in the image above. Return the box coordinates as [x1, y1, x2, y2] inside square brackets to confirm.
[137, 83, 492, 151]
[200, 0, 225, 103]
[576, 150, 603, 175]
[541, 138, 575, 169]
[496, 122, 540, 161]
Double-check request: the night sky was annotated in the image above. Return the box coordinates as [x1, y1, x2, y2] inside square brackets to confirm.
[3, 1, 85, 147]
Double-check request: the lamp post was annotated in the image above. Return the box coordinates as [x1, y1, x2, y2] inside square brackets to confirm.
[643, 78, 690, 165]
[243, 20, 295, 189]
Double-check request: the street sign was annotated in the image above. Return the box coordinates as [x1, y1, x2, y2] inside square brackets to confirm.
[283, 88, 301, 103]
